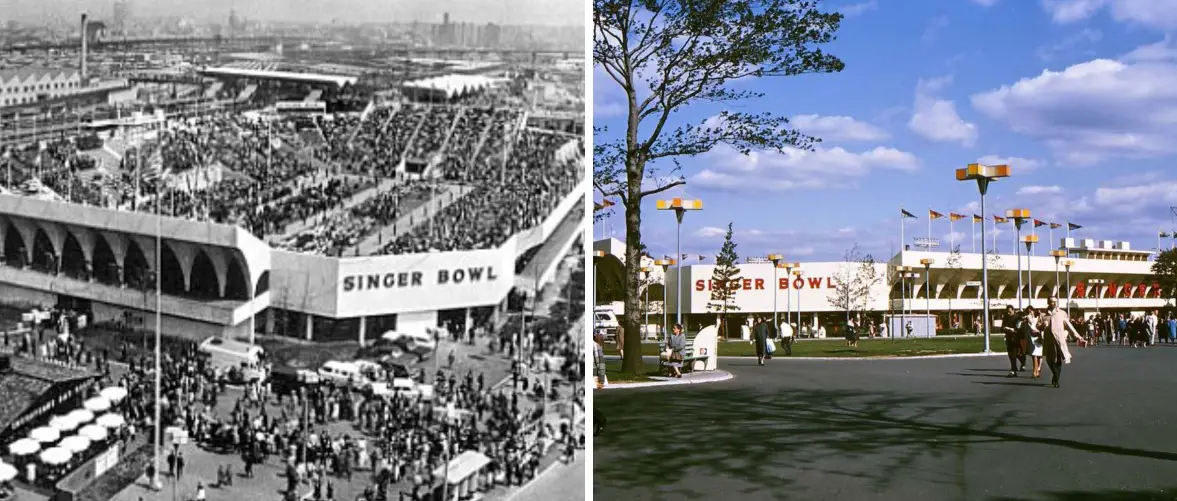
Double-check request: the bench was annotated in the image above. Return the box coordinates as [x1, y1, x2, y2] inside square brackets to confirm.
[659, 332, 710, 373]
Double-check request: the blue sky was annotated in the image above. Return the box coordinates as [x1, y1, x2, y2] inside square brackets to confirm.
[594, 0, 1177, 263]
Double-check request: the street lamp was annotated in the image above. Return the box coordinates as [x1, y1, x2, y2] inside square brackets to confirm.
[655, 258, 676, 337]
[768, 254, 784, 333]
[656, 198, 703, 328]
[782, 262, 798, 333]
[792, 268, 803, 332]
[1007, 208, 1031, 309]
[920, 258, 935, 336]
[1050, 249, 1066, 302]
[1022, 234, 1038, 308]
[902, 271, 921, 336]
[896, 265, 913, 318]
[957, 163, 1011, 353]
[1089, 278, 1105, 318]
[641, 266, 650, 339]
[1064, 259, 1074, 317]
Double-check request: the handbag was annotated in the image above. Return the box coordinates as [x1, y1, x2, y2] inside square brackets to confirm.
[659, 348, 672, 360]
[766, 338, 776, 355]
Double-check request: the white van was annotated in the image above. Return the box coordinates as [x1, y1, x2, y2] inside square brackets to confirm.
[594, 306, 619, 341]
[318, 360, 387, 390]
[198, 337, 265, 381]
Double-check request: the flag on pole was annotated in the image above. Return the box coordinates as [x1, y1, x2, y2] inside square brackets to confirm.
[994, 215, 1009, 224]
[1034, 219, 1047, 228]
[681, 253, 689, 260]
[1068, 223, 1082, 230]
[901, 209, 917, 219]
[929, 210, 944, 220]
[973, 214, 983, 222]
[698, 255, 707, 261]
[1050, 223, 1062, 229]
[1161, 231, 1170, 238]
[950, 213, 965, 221]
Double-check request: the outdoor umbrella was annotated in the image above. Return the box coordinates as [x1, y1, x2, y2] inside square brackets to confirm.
[7, 439, 39, 456]
[49, 415, 79, 433]
[38, 447, 71, 465]
[99, 387, 127, 403]
[96, 414, 125, 429]
[59, 436, 90, 454]
[0, 462, 16, 482]
[79, 424, 108, 442]
[68, 409, 95, 425]
[84, 397, 111, 413]
[30, 427, 60, 444]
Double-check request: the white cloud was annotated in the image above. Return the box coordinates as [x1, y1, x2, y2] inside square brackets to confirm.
[1092, 181, 1177, 215]
[790, 114, 890, 142]
[1035, 28, 1102, 61]
[971, 56, 1177, 164]
[1017, 185, 1064, 195]
[840, 0, 878, 16]
[909, 76, 979, 147]
[978, 155, 1045, 172]
[695, 226, 727, 238]
[1041, 0, 1177, 30]
[1121, 34, 1177, 61]
[690, 143, 920, 192]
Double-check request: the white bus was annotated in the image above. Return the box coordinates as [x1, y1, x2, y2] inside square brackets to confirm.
[198, 337, 266, 382]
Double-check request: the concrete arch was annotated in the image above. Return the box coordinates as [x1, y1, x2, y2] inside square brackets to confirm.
[99, 231, 129, 271]
[203, 247, 230, 298]
[60, 232, 87, 279]
[31, 228, 57, 274]
[254, 270, 270, 297]
[159, 243, 185, 295]
[35, 221, 67, 268]
[2, 224, 25, 267]
[189, 250, 219, 299]
[225, 257, 248, 300]
[164, 240, 198, 292]
[124, 239, 150, 290]
[7, 217, 38, 265]
[92, 235, 120, 286]
[65, 225, 97, 266]
[0, 216, 7, 264]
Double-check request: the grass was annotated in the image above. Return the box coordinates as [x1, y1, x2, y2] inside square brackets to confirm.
[605, 335, 1009, 359]
[605, 360, 661, 383]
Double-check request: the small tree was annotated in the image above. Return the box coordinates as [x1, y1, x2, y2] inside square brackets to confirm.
[1151, 248, 1177, 304]
[708, 223, 742, 338]
[829, 245, 880, 326]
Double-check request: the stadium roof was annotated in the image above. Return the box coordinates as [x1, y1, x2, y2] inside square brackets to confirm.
[199, 66, 358, 88]
[402, 74, 501, 98]
[0, 67, 80, 85]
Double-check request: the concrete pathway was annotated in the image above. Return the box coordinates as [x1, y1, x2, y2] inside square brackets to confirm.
[601, 369, 734, 390]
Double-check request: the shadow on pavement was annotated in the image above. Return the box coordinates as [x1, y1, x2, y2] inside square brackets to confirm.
[594, 385, 1177, 500]
[992, 486, 1177, 501]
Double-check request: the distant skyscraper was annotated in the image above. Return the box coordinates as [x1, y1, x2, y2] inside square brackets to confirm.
[482, 23, 501, 47]
[113, 0, 130, 35]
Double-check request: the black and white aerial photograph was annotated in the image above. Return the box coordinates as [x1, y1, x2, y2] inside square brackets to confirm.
[0, 0, 586, 500]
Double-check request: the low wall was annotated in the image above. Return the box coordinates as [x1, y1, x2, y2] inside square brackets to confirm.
[52, 437, 133, 501]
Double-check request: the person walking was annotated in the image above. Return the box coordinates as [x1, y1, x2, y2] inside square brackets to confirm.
[1001, 305, 1024, 377]
[779, 317, 794, 356]
[1044, 296, 1084, 388]
[1022, 306, 1044, 379]
[1146, 310, 1159, 346]
[753, 316, 773, 365]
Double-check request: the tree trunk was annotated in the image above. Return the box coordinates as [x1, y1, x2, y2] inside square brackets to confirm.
[621, 160, 645, 375]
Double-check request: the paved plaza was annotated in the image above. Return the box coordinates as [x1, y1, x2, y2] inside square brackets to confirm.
[594, 345, 1177, 501]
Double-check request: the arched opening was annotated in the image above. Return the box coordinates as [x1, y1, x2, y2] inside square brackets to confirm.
[124, 240, 149, 290]
[60, 233, 86, 279]
[225, 257, 248, 300]
[3, 226, 25, 267]
[189, 251, 220, 299]
[255, 270, 270, 297]
[31, 229, 56, 274]
[160, 244, 185, 296]
[93, 236, 119, 286]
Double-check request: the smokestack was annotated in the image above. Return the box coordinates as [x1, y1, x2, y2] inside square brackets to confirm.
[81, 14, 88, 84]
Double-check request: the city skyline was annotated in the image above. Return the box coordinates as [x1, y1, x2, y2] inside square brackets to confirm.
[0, 0, 584, 27]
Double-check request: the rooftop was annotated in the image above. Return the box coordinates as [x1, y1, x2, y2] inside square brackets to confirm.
[0, 356, 96, 433]
[0, 67, 80, 84]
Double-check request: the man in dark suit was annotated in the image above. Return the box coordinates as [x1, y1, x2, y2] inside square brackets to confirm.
[753, 316, 775, 366]
[1001, 305, 1025, 377]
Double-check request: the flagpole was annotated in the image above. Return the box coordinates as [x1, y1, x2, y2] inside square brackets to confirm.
[992, 216, 997, 253]
[901, 206, 906, 253]
[1066, 221, 1070, 240]
[950, 217, 955, 250]
[972, 218, 976, 254]
[1049, 224, 1054, 251]
[928, 207, 931, 248]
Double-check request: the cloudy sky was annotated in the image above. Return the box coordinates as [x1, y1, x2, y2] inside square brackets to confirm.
[594, 0, 1177, 264]
[0, 0, 584, 26]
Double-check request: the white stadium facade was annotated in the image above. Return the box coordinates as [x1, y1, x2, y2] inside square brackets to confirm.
[594, 237, 1171, 336]
[0, 154, 585, 346]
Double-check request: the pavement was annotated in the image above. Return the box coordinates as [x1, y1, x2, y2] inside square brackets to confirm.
[504, 453, 584, 501]
[601, 370, 733, 389]
[594, 343, 1177, 501]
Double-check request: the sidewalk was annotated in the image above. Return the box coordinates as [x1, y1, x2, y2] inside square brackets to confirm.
[601, 369, 733, 390]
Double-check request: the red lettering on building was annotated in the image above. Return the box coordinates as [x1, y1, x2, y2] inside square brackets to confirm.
[1137, 283, 1147, 298]
[827, 277, 835, 288]
[695, 280, 705, 292]
[808, 277, 822, 289]
[742, 279, 752, 290]
[754, 278, 764, 290]
[1108, 282, 1117, 298]
[779, 278, 789, 290]
[793, 277, 804, 289]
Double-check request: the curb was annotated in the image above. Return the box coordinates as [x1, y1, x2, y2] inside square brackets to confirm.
[716, 352, 1007, 361]
[601, 370, 734, 389]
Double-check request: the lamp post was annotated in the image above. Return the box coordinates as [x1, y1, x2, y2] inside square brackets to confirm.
[792, 268, 803, 332]
[1051, 249, 1066, 302]
[903, 271, 920, 336]
[921, 258, 935, 336]
[782, 262, 797, 334]
[1022, 234, 1038, 308]
[656, 198, 703, 328]
[1064, 259, 1074, 317]
[1090, 278, 1105, 319]
[1007, 209, 1031, 309]
[655, 259, 675, 337]
[592, 250, 605, 307]
[768, 254, 784, 332]
[641, 266, 650, 339]
[957, 163, 1011, 353]
[896, 265, 913, 319]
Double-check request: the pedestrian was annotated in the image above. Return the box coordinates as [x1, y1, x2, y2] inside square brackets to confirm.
[146, 462, 155, 487]
[195, 481, 206, 501]
[177, 452, 185, 480]
[779, 317, 793, 356]
[1001, 305, 1025, 377]
[167, 451, 176, 478]
[1044, 296, 1084, 388]
[752, 316, 772, 365]
[1022, 306, 1044, 379]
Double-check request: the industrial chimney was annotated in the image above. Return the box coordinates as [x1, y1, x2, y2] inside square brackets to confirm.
[80, 14, 88, 84]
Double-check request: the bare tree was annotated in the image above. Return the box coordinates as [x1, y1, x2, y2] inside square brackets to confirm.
[829, 245, 881, 326]
[594, 0, 845, 374]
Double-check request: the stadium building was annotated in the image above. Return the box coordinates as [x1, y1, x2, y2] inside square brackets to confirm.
[0, 103, 585, 345]
[593, 237, 1171, 336]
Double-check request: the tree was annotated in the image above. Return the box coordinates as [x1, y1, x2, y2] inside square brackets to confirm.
[1151, 248, 1177, 304]
[828, 245, 881, 326]
[708, 223, 742, 339]
[594, 0, 845, 374]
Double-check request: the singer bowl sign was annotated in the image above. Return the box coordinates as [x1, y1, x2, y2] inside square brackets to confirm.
[334, 243, 516, 317]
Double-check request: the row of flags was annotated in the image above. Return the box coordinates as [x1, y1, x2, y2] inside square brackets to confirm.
[901, 209, 1081, 231]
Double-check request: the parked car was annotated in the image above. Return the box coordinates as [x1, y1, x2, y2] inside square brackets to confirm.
[371, 330, 436, 360]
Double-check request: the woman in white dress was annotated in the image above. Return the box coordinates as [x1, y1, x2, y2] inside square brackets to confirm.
[1023, 306, 1045, 378]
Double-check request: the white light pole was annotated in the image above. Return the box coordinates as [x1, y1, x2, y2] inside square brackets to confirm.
[1064, 259, 1074, 317]
[641, 266, 650, 338]
[1023, 234, 1038, 308]
[656, 198, 702, 328]
[958, 164, 1011, 353]
[921, 258, 935, 335]
[1008, 209, 1031, 309]
[792, 268, 803, 331]
[903, 271, 920, 335]
[1051, 249, 1066, 304]
[655, 259, 675, 337]
[768, 254, 784, 332]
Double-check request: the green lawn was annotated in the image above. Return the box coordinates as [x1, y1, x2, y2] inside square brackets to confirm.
[605, 335, 1009, 359]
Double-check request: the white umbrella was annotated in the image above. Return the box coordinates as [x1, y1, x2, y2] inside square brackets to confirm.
[96, 414, 125, 429]
[8, 438, 40, 456]
[99, 386, 127, 403]
[59, 436, 90, 454]
[30, 427, 60, 444]
[84, 397, 111, 413]
[0, 462, 16, 482]
[49, 415, 79, 432]
[68, 409, 95, 425]
[38, 447, 71, 465]
[79, 424, 108, 442]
